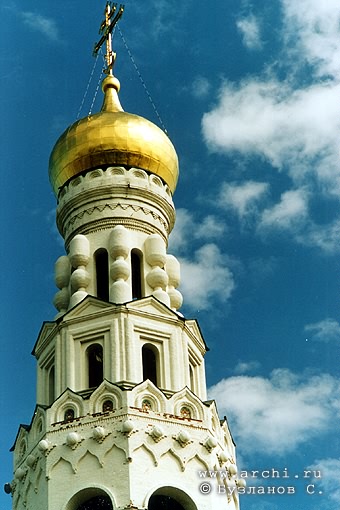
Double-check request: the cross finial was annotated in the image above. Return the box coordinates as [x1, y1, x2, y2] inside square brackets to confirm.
[93, 2, 124, 75]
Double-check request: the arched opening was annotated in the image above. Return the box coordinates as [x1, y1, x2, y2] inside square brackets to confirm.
[102, 400, 114, 412]
[180, 406, 191, 419]
[48, 365, 55, 405]
[64, 408, 75, 422]
[142, 399, 152, 412]
[95, 249, 109, 301]
[148, 487, 197, 510]
[66, 488, 113, 510]
[87, 344, 103, 388]
[76, 496, 112, 510]
[131, 249, 143, 299]
[142, 344, 158, 386]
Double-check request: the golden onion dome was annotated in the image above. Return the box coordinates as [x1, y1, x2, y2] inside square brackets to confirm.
[49, 74, 179, 195]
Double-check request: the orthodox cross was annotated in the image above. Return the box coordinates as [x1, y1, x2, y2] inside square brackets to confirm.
[93, 2, 124, 74]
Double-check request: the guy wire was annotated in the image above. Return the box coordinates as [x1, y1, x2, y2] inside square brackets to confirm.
[117, 25, 168, 134]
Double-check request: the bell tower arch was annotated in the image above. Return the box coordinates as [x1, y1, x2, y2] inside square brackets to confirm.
[65, 488, 114, 510]
[147, 486, 198, 510]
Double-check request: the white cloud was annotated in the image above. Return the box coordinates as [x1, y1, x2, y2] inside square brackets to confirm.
[305, 318, 340, 343]
[209, 369, 340, 455]
[169, 209, 194, 253]
[260, 188, 309, 231]
[191, 76, 211, 99]
[234, 360, 261, 374]
[141, 0, 191, 40]
[169, 208, 226, 253]
[194, 214, 227, 240]
[282, 0, 340, 79]
[202, 0, 340, 251]
[236, 15, 262, 50]
[297, 218, 340, 253]
[168, 210, 233, 310]
[179, 244, 235, 310]
[307, 458, 340, 508]
[220, 184, 340, 252]
[259, 204, 340, 253]
[21, 12, 59, 41]
[202, 79, 340, 193]
[218, 181, 269, 218]
[152, 1, 175, 37]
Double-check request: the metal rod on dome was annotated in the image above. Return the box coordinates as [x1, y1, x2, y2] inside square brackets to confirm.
[93, 2, 124, 75]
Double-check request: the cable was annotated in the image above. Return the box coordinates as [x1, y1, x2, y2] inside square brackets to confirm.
[117, 25, 168, 133]
[89, 56, 105, 115]
[76, 53, 100, 120]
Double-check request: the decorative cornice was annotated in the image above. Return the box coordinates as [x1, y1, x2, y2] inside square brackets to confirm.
[56, 167, 176, 244]
[58, 166, 174, 206]
[61, 208, 172, 248]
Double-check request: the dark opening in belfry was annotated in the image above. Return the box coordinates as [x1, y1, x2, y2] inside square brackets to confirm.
[87, 344, 103, 388]
[95, 249, 109, 301]
[142, 344, 158, 386]
[131, 249, 142, 299]
[148, 495, 185, 510]
[76, 495, 112, 510]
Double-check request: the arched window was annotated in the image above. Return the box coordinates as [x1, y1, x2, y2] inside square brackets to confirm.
[66, 489, 113, 510]
[64, 409, 75, 422]
[142, 399, 152, 412]
[48, 365, 55, 405]
[95, 249, 109, 301]
[142, 344, 158, 386]
[87, 344, 103, 388]
[131, 249, 143, 299]
[76, 496, 112, 510]
[180, 407, 191, 419]
[102, 400, 114, 413]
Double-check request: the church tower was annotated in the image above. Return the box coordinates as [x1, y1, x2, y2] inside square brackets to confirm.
[9, 4, 242, 510]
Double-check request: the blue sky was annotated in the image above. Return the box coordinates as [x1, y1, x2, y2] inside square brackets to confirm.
[1, 1, 339, 509]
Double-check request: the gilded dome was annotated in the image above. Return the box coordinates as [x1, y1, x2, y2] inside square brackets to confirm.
[49, 75, 179, 195]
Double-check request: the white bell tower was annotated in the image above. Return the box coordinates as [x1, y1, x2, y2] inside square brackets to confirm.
[10, 4, 242, 510]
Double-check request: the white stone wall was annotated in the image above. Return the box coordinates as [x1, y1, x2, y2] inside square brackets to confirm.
[12, 380, 240, 510]
[34, 298, 207, 405]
